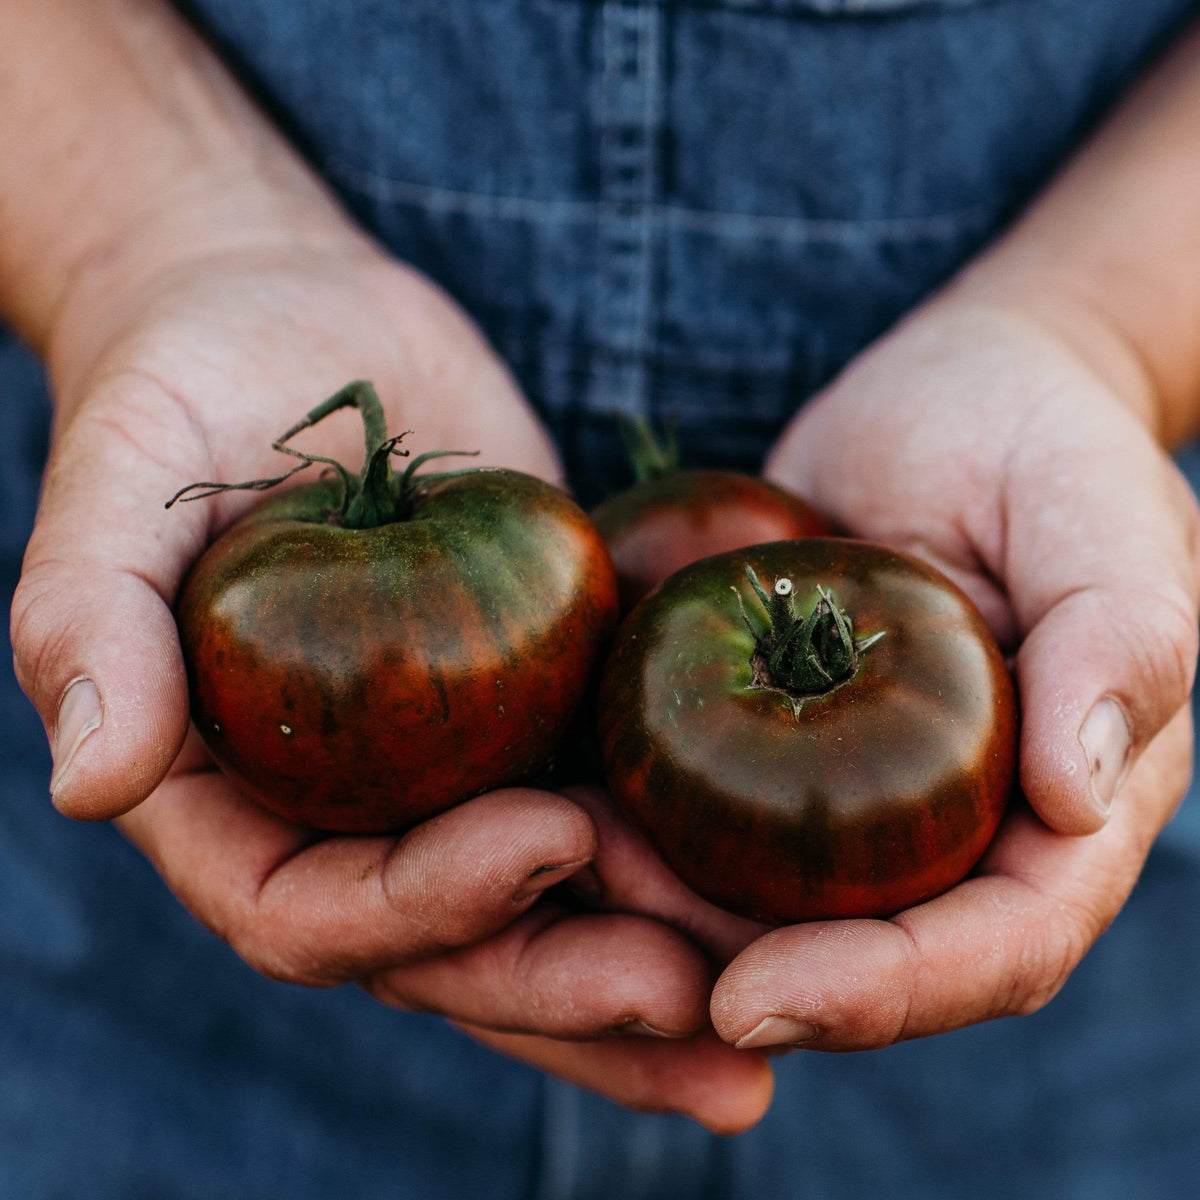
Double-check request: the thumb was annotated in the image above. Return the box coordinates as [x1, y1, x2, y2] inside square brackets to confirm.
[10, 380, 210, 819]
[1010, 420, 1200, 834]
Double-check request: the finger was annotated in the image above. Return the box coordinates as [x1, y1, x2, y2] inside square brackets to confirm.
[13, 360, 564, 821]
[711, 705, 1191, 1052]
[11, 372, 221, 818]
[120, 770, 597, 985]
[561, 786, 767, 966]
[368, 907, 715, 1039]
[1005, 412, 1200, 833]
[765, 323, 1200, 834]
[455, 1025, 774, 1136]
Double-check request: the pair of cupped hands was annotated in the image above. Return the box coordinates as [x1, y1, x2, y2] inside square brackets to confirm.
[12, 185, 1198, 1135]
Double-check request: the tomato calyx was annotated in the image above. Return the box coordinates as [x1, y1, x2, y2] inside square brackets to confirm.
[165, 380, 479, 529]
[736, 565, 885, 709]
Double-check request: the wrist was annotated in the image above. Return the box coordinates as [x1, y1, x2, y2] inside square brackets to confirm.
[44, 165, 375, 407]
[0, 0, 372, 378]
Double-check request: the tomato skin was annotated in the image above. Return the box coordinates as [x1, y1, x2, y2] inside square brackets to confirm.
[597, 539, 1016, 924]
[177, 468, 618, 832]
[591, 469, 834, 613]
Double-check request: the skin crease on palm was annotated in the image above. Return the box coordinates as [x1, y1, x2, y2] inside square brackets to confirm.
[7, 1, 1200, 1139]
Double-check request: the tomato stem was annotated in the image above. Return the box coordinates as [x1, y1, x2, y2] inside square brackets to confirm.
[618, 415, 679, 483]
[740, 566, 884, 699]
[165, 380, 480, 528]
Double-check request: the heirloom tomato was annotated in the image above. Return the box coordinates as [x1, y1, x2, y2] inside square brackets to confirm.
[591, 418, 833, 612]
[598, 539, 1016, 924]
[172, 382, 618, 833]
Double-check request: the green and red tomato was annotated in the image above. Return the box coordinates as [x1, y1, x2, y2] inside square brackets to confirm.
[173, 382, 618, 832]
[591, 419, 833, 612]
[598, 539, 1017, 923]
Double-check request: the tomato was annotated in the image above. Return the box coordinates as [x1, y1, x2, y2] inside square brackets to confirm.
[597, 539, 1016, 923]
[591, 420, 833, 613]
[173, 382, 618, 833]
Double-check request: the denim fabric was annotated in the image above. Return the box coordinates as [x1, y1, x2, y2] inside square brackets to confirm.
[183, 0, 1198, 499]
[5, 1, 1200, 1196]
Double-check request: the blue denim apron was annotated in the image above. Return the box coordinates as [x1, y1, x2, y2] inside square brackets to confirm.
[4, 1, 1200, 1195]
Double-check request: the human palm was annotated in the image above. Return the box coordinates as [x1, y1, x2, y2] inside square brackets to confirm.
[11, 237, 771, 1132]
[573, 299, 1199, 1052]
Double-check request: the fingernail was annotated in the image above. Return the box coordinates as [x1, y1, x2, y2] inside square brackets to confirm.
[619, 1020, 676, 1039]
[1078, 697, 1132, 819]
[511, 858, 589, 904]
[50, 677, 102, 797]
[734, 1016, 818, 1050]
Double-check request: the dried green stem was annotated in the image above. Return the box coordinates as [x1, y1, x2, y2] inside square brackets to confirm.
[165, 380, 479, 529]
[617, 415, 679, 483]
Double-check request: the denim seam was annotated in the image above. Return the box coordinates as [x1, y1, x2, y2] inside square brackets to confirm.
[589, 1, 664, 417]
[539, 0, 995, 14]
[639, 1, 664, 397]
[498, 328, 804, 374]
[504, 336, 817, 422]
[326, 160, 989, 245]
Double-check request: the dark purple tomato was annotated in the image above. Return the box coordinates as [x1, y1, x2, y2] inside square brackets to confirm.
[593, 469, 835, 613]
[597, 539, 1016, 923]
[173, 381, 618, 832]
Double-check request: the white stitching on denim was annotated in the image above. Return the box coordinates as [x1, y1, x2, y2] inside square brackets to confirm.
[591, 2, 662, 414]
[635, 0, 662, 397]
[326, 160, 989, 244]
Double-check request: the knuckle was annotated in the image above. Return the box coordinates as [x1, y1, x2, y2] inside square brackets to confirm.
[1009, 901, 1096, 1017]
[226, 926, 288, 981]
[9, 563, 74, 702]
[225, 914, 329, 988]
[882, 923, 921, 1045]
[1137, 589, 1198, 713]
[389, 889, 478, 952]
[380, 858, 477, 954]
[379, 831, 539, 953]
[364, 974, 432, 1014]
[1095, 582, 1199, 724]
[1010, 954, 1071, 1016]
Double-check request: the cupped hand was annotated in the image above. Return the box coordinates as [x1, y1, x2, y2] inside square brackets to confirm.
[572, 299, 1199, 1053]
[9, 190, 770, 1132]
